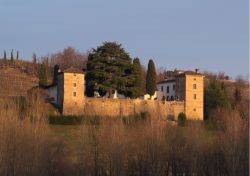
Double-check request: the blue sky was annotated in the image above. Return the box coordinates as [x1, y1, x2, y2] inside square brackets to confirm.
[0, 0, 248, 78]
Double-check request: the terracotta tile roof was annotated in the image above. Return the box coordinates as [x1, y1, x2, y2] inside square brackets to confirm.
[63, 66, 84, 74]
[176, 71, 203, 77]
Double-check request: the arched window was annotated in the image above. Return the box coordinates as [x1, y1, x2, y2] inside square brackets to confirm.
[162, 96, 166, 101]
[167, 86, 169, 93]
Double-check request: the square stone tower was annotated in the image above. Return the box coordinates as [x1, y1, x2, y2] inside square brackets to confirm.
[176, 71, 204, 120]
[57, 67, 85, 115]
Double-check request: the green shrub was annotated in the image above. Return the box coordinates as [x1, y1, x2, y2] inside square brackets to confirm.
[49, 115, 83, 125]
[178, 112, 187, 127]
[122, 112, 149, 125]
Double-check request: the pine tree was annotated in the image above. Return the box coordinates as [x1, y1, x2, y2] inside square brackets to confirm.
[86, 42, 134, 97]
[146, 59, 157, 96]
[3, 50, 7, 65]
[39, 63, 48, 86]
[132, 57, 144, 98]
[10, 49, 14, 64]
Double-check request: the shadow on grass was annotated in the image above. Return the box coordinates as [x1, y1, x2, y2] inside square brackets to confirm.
[49, 112, 150, 125]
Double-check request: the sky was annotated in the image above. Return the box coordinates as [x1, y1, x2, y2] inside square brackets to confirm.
[0, 0, 248, 78]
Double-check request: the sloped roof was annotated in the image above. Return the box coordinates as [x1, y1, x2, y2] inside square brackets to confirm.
[63, 66, 84, 74]
[157, 79, 176, 84]
[176, 71, 203, 77]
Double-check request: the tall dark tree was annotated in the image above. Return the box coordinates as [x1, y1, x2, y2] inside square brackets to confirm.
[53, 64, 59, 84]
[146, 59, 157, 96]
[32, 53, 37, 64]
[39, 63, 48, 86]
[3, 50, 7, 64]
[10, 49, 14, 64]
[132, 57, 144, 98]
[16, 51, 19, 60]
[86, 42, 134, 97]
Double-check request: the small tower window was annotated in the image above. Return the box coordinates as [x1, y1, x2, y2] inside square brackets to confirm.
[73, 92, 77, 97]
[167, 86, 169, 93]
[193, 84, 196, 89]
[173, 85, 176, 91]
[73, 83, 77, 87]
[193, 108, 196, 111]
[161, 86, 163, 92]
[193, 94, 196, 100]
[74, 73, 76, 76]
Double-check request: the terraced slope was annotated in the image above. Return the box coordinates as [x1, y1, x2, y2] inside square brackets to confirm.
[0, 67, 38, 97]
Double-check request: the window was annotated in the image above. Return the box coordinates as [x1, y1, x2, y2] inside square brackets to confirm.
[73, 92, 77, 97]
[173, 85, 176, 91]
[167, 86, 169, 93]
[193, 94, 196, 100]
[73, 83, 77, 87]
[193, 84, 196, 89]
[161, 86, 163, 92]
[74, 73, 76, 76]
[194, 78, 196, 81]
[193, 108, 196, 111]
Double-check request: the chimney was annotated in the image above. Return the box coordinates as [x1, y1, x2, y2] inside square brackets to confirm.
[195, 68, 199, 73]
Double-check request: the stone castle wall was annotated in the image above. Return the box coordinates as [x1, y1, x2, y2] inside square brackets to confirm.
[64, 98, 185, 119]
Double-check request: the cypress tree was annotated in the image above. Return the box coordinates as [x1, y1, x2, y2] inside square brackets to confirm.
[32, 53, 37, 64]
[39, 63, 48, 86]
[3, 50, 7, 65]
[53, 64, 59, 84]
[146, 59, 157, 96]
[10, 49, 14, 64]
[132, 57, 144, 98]
[16, 51, 19, 60]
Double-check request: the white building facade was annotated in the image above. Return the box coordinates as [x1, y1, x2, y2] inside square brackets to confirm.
[157, 79, 177, 101]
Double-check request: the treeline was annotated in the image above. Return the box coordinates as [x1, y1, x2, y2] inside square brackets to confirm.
[204, 74, 249, 121]
[1, 42, 158, 98]
[0, 95, 248, 175]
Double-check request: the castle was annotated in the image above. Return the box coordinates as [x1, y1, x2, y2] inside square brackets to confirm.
[47, 67, 204, 120]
